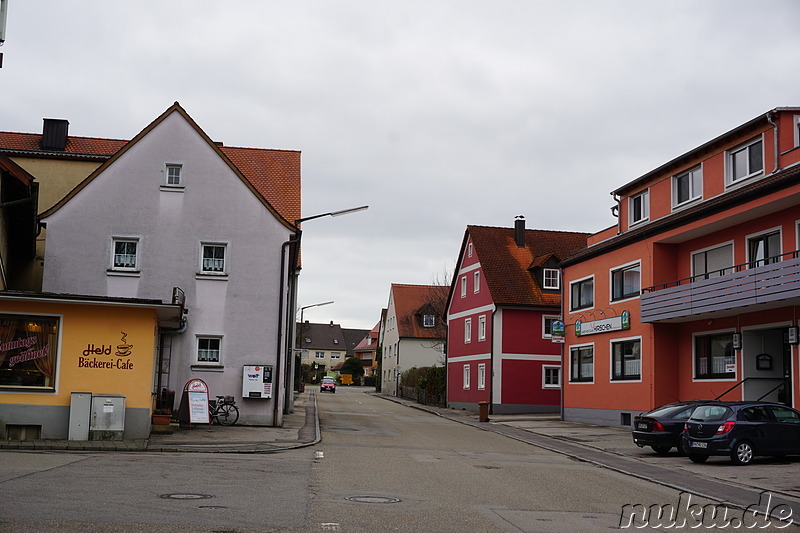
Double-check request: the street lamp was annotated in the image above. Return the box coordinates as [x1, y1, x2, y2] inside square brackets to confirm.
[277, 205, 368, 421]
[296, 301, 334, 390]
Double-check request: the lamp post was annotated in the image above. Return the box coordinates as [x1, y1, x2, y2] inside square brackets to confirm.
[296, 300, 334, 390]
[278, 205, 368, 420]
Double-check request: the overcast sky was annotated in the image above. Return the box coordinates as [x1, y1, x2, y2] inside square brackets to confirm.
[3, 1, 799, 329]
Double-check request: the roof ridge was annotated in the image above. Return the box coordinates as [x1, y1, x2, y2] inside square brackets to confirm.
[467, 224, 591, 235]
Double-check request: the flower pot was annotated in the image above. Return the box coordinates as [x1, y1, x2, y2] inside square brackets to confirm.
[152, 413, 172, 425]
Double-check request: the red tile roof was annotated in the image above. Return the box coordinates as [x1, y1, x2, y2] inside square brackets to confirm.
[1, 104, 300, 226]
[467, 225, 590, 307]
[391, 284, 448, 339]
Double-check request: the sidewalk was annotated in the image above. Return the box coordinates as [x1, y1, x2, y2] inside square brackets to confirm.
[0, 390, 319, 453]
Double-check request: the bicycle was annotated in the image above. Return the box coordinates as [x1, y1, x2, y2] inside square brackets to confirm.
[208, 395, 239, 426]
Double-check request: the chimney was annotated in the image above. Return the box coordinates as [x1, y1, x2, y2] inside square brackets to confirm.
[41, 118, 69, 151]
[514, 216, 526, 248]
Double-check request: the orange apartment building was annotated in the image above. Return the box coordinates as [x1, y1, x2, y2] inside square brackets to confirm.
[560, 107, 800, 427]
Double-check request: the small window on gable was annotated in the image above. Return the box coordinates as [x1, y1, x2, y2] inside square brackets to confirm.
[166, 164, 183, 186]
[201, 243, 227, 275]
[423, 314, 435, 328]
[473, 271, 480, 293]
[464, 317, 472, 344]
[794, 115, 800, 148]
[467, 242, 473, 258]
[543, 268, 560, 290]
[460, 276, 467, 298]
[673, 166, 702, 208]
[629, 190, 649, 226]
[112, 238, 139, 271]
[727, 137, 763, 185]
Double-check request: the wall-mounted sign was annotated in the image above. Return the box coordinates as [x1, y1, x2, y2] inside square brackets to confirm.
[78, 331, 135, 371]
[551, 320, 565, 343]
[575, 311, 630, 337]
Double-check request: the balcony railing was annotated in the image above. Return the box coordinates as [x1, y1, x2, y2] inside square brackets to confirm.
[640, 250, 800, 323]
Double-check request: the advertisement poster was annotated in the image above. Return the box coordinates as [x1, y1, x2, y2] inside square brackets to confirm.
[188, 391, 209, 423]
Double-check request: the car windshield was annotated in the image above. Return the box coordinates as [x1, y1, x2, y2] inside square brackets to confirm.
[690, 405, 732, 422]
[322, 378, 335, 383]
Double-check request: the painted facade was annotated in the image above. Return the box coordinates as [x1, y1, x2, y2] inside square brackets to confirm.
[38, 103, 301, 426]
[0, 292, 180, 439]
[380, 284, 446, 396]
[446, 222, 589, 414]
[560, 107, 800, 427]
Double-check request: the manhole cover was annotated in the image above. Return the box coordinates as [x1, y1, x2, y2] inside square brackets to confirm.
[199, 505, 228, 510]
[345, 495, 401, 504]
[160, 493, 213, 500]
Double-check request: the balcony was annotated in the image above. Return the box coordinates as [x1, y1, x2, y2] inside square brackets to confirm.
[641, 251, 800, 323]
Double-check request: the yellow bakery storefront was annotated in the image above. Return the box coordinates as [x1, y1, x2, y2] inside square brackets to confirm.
[0, 291, 181, 440]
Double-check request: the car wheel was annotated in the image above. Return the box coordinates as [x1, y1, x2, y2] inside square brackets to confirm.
[651, 445, 672, 456]
[688, 454, 709, 464]
[731, 441, 754, 465]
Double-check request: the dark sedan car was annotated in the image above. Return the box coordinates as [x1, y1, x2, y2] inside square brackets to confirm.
[682, 401, 800, 465]
[632, 401, 704, 455]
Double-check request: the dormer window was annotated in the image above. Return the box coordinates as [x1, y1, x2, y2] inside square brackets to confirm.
[333, 339, 339, 345]
[727, 137, 763, 185]
[543, 268, 560, 290]
[629, 190, 649, 227]
[423, 314, 435, 328]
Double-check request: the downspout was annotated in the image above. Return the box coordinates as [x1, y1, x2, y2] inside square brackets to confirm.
[490, 308, 496, 415]
[274, 231, 300, 426]
[611, 192, 621, 235]
[766, 110, 780, 174]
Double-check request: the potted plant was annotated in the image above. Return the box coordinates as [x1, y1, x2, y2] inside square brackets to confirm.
[151, 409, 172, 425]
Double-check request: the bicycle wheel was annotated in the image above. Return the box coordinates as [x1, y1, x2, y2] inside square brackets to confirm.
[217, 404, 239, 426]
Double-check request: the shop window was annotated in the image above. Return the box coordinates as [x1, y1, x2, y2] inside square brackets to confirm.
[611, 338, 641, 381]
[570, 344, 594, 383]
[0, 314, 59, 392]
[694, 333, 735, 380]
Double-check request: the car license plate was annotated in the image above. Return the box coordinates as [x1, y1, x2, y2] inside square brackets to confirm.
[690, 441, 707, 449]
[637, 423, 648, 429]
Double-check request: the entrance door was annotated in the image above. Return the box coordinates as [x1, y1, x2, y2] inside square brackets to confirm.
[741, 328, 786, 402]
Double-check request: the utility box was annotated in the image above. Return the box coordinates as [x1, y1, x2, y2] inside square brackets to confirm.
[89, 395, 125, 440]
[68, 392, 92, 440]
[242, 365, 272, 399]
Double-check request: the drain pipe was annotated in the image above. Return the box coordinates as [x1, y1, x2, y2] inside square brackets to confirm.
[611, 192, 621, 234]
[274, 232, 300, 426]
[766, 110, 780, 174]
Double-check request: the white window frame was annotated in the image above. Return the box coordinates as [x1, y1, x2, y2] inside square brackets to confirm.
[195, 335, 222, 366]
[463, 364, 470, 390]
[315, 352, 325, 359]
[569, 275, 594, 312]
[423, 314, 435, 328]
[726, 136, 764, 186]
[200, 242, 227, 275]
[542, 365, 561, 389]
[542, 315, 560, 339]
[691, 241, 734, 280]
[794, 115, 800, 148]
[165, 163, 183, 187]
[331, 353, 341, 360]
[672, 165, 702, 208]
[610, 260, 641, 303]
[477, 363, 486, 390]
[467, 242, 473, 258]
[464, 317, 472, 344]
[478, 315, 486, 341]
[610, 336, 642, 382]
[746, 226, 782, 268]
[569, 343, 594, 384]
[473, 271, 480, 293]
[111, 237, 139, 271]
[629, 190, 649, 227]
[543, 268, 560, 290]
[460, 276, 467, 298]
